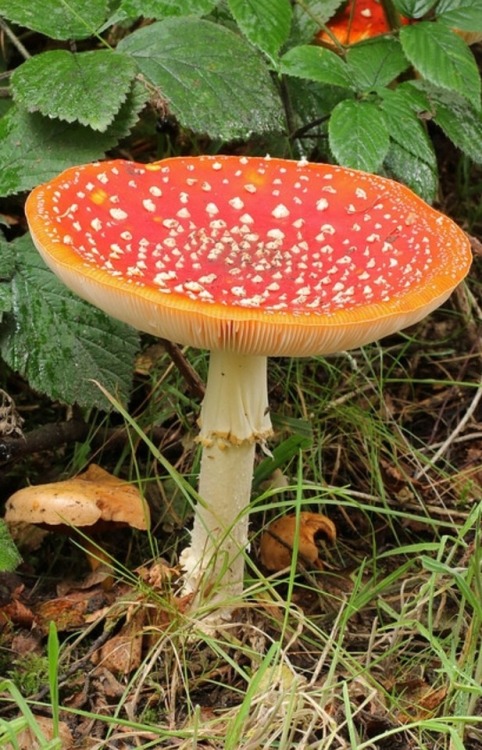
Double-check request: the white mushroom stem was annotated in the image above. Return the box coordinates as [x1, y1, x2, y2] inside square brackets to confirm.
[180, 350, 273, 605]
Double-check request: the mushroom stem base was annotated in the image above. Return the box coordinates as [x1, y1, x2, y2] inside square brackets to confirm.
[180, 351, 272, 611]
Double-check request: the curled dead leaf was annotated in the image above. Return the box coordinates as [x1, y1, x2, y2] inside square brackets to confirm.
[259, 512, 336, 572]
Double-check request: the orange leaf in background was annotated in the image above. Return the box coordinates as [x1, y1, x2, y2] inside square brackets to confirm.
[259, 512, 336, 572]
[391, 678, 447, 723]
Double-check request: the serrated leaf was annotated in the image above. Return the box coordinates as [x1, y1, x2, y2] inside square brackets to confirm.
[11, 51, 136, 132]
[346, 37, 410, 91]
[380, 88, 437, 166]
[384, 141, 438, 202]
[0, 521, 21, 572]
[118, 18, 284, 140]
[436, 0, 482, 32]
[0, 235, 140, 410]
[394, 0, 438, 16]
[0, 0, 108, 40]
[0, 239, 14, 316]
[422, 85, 482, 163]
[0, 84, 148, 197]
[119, 0, 216, 17]
[329, 99, 389, 172]
[227, 0, 292, 61]
[400, 22, 481, 109]
[280, 45, 353, 89]
[436, 0, 482, 31]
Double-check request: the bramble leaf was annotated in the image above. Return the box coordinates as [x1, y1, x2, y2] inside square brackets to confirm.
[346, 38, 410, 90]
[118, 18, 284, 140]
[380, 88, 437, 166]
[0, 0, 108, 40]
[11, 51, 136, 132]
[119, 0, 216, 16]
[1, 236, 140, 410]
[384, 142, 438, 203]
[0, 522, 21, 572]
[0, 239, 15, 318]
[394, 0, 438, 17]
[329, 100, 389, 172]
[400, 21, 481, 109]
[0, 84, 148, 197]
[280, 45, 352, 89]
[423, 85, 482, 164]
[436, 0, 482, 31]
[227, 0, 292, 61]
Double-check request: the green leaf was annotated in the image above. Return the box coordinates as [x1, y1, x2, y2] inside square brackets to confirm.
[0, 238, 15, 316]
[346, 37, 410, 91]
[422, 85, 482, 164]
[380, 88, 437, 167]
[384, 141, 438, 202]
[11, 51, 136, 132]
[0, 0, 108, 40]
[436, 0, 482, 30]
[399, 21, 481, 109]
[118, 18, 284, 140]
[119, 0, 216, 17]
[329, 100, 389, 172]
[0, 521, 21, 572]
[394, 0, 438, 16]
[0, 235, 140, 410]
[279, 45, 352, 89]
[227, 0, 292, 61]
[0, 84, 148, 197]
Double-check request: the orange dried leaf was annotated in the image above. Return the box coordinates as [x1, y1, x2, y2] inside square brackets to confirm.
[260, 512, 336, 571]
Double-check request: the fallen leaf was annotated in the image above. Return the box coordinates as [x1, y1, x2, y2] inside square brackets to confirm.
[259, 512, 336, 572]
[35, 589, 109, 633]
[394, 678, 447, 723]
[2, 714, 73, 750]
[92, 608, 146, 675]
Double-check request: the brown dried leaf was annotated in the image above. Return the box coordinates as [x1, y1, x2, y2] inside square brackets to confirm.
[92, 608, 146, 675]
[393, 678, 447, 723]
[0, 597, 36, 629]
[2, 715, 73, 750]
[259, 512, 336, 572]
[35, 589, 109, 633]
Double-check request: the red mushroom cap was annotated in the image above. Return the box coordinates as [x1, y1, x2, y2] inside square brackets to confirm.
[25, 155, 471, 357]
[317, 0, 411, 46]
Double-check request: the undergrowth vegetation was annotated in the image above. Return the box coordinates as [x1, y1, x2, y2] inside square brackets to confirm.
[0, 0, 481, 748]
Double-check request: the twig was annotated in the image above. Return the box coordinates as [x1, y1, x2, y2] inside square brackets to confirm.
[414, 379, 482, 480]
[0, 420, 169, 465]
[159, 339, 205, 400]
[0, 18, 31, 59]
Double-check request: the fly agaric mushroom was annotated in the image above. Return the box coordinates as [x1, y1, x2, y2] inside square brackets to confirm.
[317, 0, 410, 46]
[25, 156, 471, 612]
[317, 0, 480, 47]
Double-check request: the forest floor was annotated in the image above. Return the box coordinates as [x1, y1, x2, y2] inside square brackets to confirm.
[1, 139, 482, 749]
